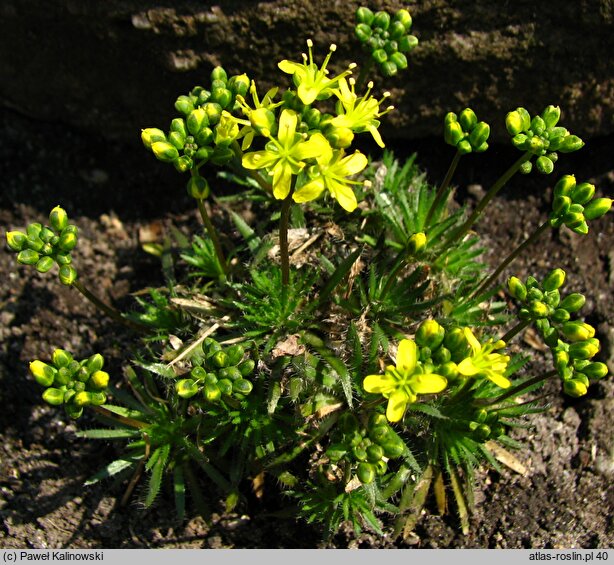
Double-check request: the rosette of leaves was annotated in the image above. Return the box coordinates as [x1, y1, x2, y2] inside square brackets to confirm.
[355, 7, 418, 77]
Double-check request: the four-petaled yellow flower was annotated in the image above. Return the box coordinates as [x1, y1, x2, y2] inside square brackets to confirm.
[363, 339, 447, 423]
[457, 328, 511, 388]
[331, 78, 394, 149]
[278, 40, 356, 105]
[292, 142, 368, 212]
[242, 109, 329, 200]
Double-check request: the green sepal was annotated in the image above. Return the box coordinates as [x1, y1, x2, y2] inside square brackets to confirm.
[563, 379, 588, 398]
[559, 293, 585, 312]
[58, 265, 77, 285]
[568, 338, 600, 360]
[583, 198, 612, 220]
[357, 462, 376, 484]
[458, 108, 477, 131]
[372, 11, 391, 30]
[151, 141, 179, 163]
[49, 206, 69, 232]
[389, 52, 408, 70]
[468, 121, 490, 150]
[30, 360, 56, 387]
[398, 35, 418, 52]
[176, 379, 199, 398]
[233, 378, 253, 396]
[52, 349, 73, 368]
[507, 276, 527, 301]
[210, 66, 228, 84]
[535, 155, 554, 174]
[35, 257, 55, 273]
[174, 95, 195, 116]
[42, 387, 65, 406]
[530, 115, 546, 136]
[558, 135, 584, 153]
[415, 319, 445, 350]
[6, 230, 27, 252]
[356, 6, 374, 25]
[519, 161, 532, 175]
[583, 362, 608, 379]
[542, 268, 566, 291]
[17, 249, 40, 265]
[141, 128, 166, 149]
[570, 182, 595, 205]
[395, 8, 412, 31]
[541, 105, 561, 128]
[203, 383, 222, 402]
[187, 176, 210, 200]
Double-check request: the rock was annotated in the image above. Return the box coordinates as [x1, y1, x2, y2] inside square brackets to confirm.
[1, 1, 613, 143]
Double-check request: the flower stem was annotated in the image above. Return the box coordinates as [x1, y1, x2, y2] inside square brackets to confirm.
[425, 150, 461, 228]
[231, 141, 272, 194]
[470, 220, 550, 300]
[500, 319, 531, 343]
[439, 151, 532, 251]
[71, 279, 149, 332]
[355, 57, 374, 92]
[196, 198, 228, 275]
[279, 192, 294, 290]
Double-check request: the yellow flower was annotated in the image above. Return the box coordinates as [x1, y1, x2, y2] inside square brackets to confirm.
[278, 40, 356, 105]
[292, 143, 367, 212]
[363, 339, 447, 422]
[242, 109, 329, 200]
[457, 328, 511, 388]
[331, 78, 394, 148]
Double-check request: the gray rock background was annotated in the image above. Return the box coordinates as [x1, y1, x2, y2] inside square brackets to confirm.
[1, 0, 613, 143]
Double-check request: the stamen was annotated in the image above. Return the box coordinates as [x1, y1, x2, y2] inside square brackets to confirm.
[330, 44, 337, 52]
[348, 63, 357, 70]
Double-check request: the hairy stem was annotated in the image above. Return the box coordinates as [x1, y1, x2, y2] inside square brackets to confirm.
[279, 190, 294, 289]
[425, 150, 461, 227]
[71, 280, 149, 332]
[355, 57, 374, 92]
[196, 198, 228, 275]
[470, 220, 550, 300]
[440, 151, 532, 251]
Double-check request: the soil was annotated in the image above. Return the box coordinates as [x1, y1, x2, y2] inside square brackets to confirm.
[0, 107, 613, 549]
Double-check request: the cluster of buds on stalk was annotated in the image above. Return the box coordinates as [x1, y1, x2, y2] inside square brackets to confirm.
[354, 7, 418, 77]
[508, 269, 608, 396]
[549, 174, 613, 235]
[6, 206, 78, 285]
[506, 105, 584, 174]
[444, 108, 491, 154]
[142, 66, 252, 197]
[29, 350, 110, 419]
[326, 412, 406, 484]
[175, 338, 255, 401]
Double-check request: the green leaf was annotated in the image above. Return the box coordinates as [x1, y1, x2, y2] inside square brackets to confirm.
[84, 457, 139, 485]
[145, 444, 170, 508]
[230, 211, 261, 254]
[133, 360, 177, 379]
[407, 402, 448, 420]
[173, 465, 186, 522]
[76, 428, 140, 439]
[315, 248, 362, 308]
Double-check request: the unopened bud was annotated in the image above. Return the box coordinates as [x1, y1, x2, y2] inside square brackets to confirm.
[58, 265, 77, 286]
[528, 300, 550, 318]
[507, 276, 527, 301]
[543, 268, 566, 291]
[570, 182, 595, 205]
[58, 231, 78, 252]
[468, 121, 490, 150]
[49, 206, 68, 232]
[407, 232, 427, 255]
[390, 52, 408, 70]
[210, 66, 228, 84]
[141, 128, 166, 149]
[535, 155, 554, 174]
[583, 362, 608, 379]
[186, 176, 210, 200]
[568, 338, 600, 360]
[30, 360, 56, 387]
[356, 6, 375, 25]
[90, 370, 110, 390]
[415, 319, 445, 350]
[562, 321, 595, 342]
[542, 105, 561, 129]
[6, 230, 27, 252]
[457, 139, 472, 155]
[42, 387, 65, 406]
[558, 135, 584, 153]
[530, 115, 546, 136]
[174, 95, 195, 116]
[52, 349, 73, 368]
[506, 110, 525, 136]
[35, 257, 54, 273]
[459, 108, 478, 131]
[563, 378, 588, 398]
[444, 120, 464, 147]
[398, 34, 418, 52]
[17, 249, 40, 265]
[583, 197, 612, 221]
[176, 379, 199, 399]
[519, 161, 533, 175]
[151, 141, 179, 163]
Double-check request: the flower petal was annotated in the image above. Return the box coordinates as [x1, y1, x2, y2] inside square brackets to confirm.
[396, 339, 417, 375]
[293, 178, 325, 203]
[411, 373, 448, 394]
[486, 371, 511, 389]
[457, 358, 479, 376]
[294, 132, 330, 162]
[277, 109, 298, 147]
[363, 374, 395, 394]
[328, 180, 358, 212]
[272, 162, 293, 200]
[386, 390, 409, 422]
[367, 124, 385, 148]
[278, 60, 305, 76]
[242, 150, 277, 170]
[336, 151, 368, 177]
[463, 327, 482, 355]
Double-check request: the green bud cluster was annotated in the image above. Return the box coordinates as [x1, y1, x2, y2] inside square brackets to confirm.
[325, 412, 406, 484]
[443, 108, 490, 154]
[29, 350, 109, 419]
[355, 7, 418, 77]
[505, 105, 584, 175]
[507, 270, 608, 396]
[175, 338, 255, 402]
[142, 66, 249, 175]
[549, 174, 612, 235]
[6, 206, 78, 285]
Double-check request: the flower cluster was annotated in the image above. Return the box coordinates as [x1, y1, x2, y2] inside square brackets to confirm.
[508, 269, 608, 396]
[326, 413, 405, 484]
[6, 206, 78, 285]
[549, 174, 613, 235]
[30, 350, 110, 419]
[175, 338, 255, 401]
[506, 105, 584, 174]
[444, 108, 490, 154]
[354, 7, 418, 77]
[363, 320, 511, 422]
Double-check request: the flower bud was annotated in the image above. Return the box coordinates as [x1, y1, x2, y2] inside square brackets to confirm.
[407, 232, 427, 255]
[89, 370, 109, 390]
[141, 128, 166, 149]
[373, 11, 391, 30]
[39, 227, 55, 244]
[58, 265, 77, 286]
[210, 65, 227, 84]
[542, 268, 566, 291]
[49, 206, 68, 232]
[52, 349, 73, 368]
[6, 230, 27, 252]
[558, 135, 584, 153]
[356, 6, 374, 24]
[58, 231, 78, 252]
[506, 109, 527, 136]
[174, 95, 195, 116]
[530, 116, 546, 136]
[444, 121, 464, 147]
[561, 321, 595, 342]
[176, 379, 199, 399]
[583, 197, 612, 221]
[202, 383, 221, 402]
[552, 308, 570, 323]
[552, 195, 571, 216]
[327, 126, 354, 149]
[568, 338, 600, 360]
[511, 133, 529, 150]
[459, 108, 477, 131]
[415, 319, 445, 350]
[357, 462, 375, 484]
[398, 34, 419, 52]
[56, 253, 71, 266]
[228, 74, 250, 97]
[186, 176, 210, 200]
[582, 362, 608, 379]
[541, 105, 561, 128]
[528, 136, 545, 153]
[211, 87, 233, 109]
[535, 155, 554, 174]
[233, 378, 253, 396]
[168, 130, 186, 151]
[395, 8, 412, 30]
[507, 276, 527, 301]
[390, 52, 408, 70]
[457, 139, 472, 155]
[389, 21, 405, 41]
[543, 326, 559, 348]
[554, 349, 569, 373]
[30, 360, 56, 387]
[151, 141, 179, 163]
[563, 378, 588, 398]
[203, 102, 223, 126]
[17, 249, 40, 265]
[519, 161, 533, 175]
[35, 256, 54, 273]
[187, 108, 208, 136]
[469, 122, 490, 150]
[557, 293, 585, 313]
[553, 175, 576, 199]
[42, 387, 65, 406]
[528, 300, 549, 318]
[73, 391, 93, 407]
[372, 48, 388, 64]
[570, 182, 595, 205]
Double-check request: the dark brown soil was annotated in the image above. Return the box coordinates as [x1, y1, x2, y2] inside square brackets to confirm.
[1, 108, 613, 548]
